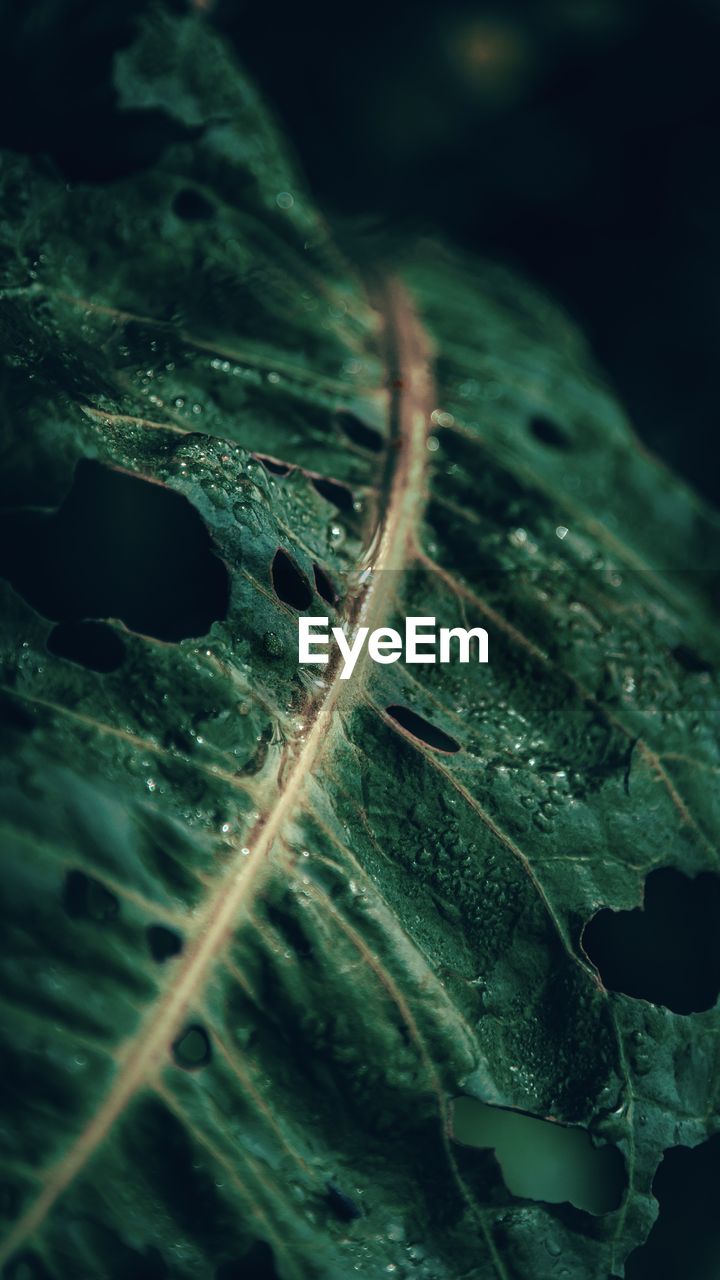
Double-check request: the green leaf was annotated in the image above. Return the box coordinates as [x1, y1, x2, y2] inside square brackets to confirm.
[1, 10, 719, 1279]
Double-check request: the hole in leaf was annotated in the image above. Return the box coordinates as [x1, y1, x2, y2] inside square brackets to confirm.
[172, 187, 214, 221]
[529, 415, 571, 448]
[63, 871, 119, 923]
[311, 476, 355, 512]
[326, 1180, 362, 1220]
[127, 1098, 221, 1235]
[270, 548, 312, 611]
[47, 620, 125, 673]
[265, 902, 312, 959]
[0, 461, 229, 642]
[255, 455, 291, 476]
[215, 1242, 279, 1280]
[625, 1135, 720, 1279]
[0, 0, 202, 184]
[386, 705, 460, 754]
[0, 693, 37, 735]
[147, 925, 184, 964]
[672, 643, 712, 674]
[583, 868, 720, 1014]
[336, 411, 384, 453]
[452, 1098, 625, 1215]
[313, 563, 338, 605]
[172, 1024, 211, 1070]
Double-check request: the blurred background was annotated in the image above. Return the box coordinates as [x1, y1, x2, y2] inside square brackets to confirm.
[0, 0, 719, 504]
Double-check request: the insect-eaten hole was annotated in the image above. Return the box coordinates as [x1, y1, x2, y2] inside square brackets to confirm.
[325, 1180, 362, 1221]
[625, 1134, 720, 1279]
[215, 1242, 279, 1280]
[147, 924, 184, 964]
[311, 476, 355, 513]
[47, 619, 125, 673]
[671, 643, 712, 674]
[172, 187, 214, 221]
[264, 902, 312, 959]
[255, 454, 291, 476]
[271, 548, 312, 611]
[529, 415, 571, 449]
[335, 411, 384, 454]
[313, 563, 337, 605]
[582, 867, 720, 1014]
[0, 460, 229, 642]
[0, 693, 35, 736]
[386, 705, 460, 754]
[62, 870, 119, 923]
[452, 1098, 625, 1215]
[172, 1024, 211, 1070]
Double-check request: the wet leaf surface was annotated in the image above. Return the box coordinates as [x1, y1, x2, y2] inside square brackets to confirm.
[0, 9, 719, 1280]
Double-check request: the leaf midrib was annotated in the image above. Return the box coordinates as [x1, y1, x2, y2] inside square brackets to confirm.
[0, 280, 432, 1264]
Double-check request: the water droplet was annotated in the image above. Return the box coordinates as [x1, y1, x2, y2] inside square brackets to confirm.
[431, 409, 455, 427]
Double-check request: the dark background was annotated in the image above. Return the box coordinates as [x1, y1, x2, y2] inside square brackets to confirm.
[1, 0, 719, 502]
